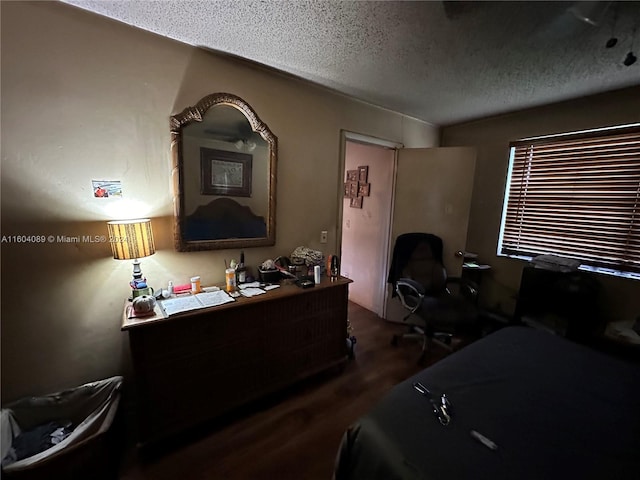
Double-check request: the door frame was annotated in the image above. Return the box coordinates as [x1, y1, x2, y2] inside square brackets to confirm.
[337, 130, 403, 316]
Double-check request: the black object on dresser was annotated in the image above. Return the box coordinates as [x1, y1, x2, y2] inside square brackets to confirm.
[514, 266, 601, 341]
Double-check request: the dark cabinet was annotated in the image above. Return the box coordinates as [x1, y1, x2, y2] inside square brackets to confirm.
[514, 267, 601, 341]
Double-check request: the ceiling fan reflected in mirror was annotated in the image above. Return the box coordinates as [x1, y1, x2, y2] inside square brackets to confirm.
[203, 121, 257, 151]
[567, 0, 613, 26]
[537, 1, 637, 67]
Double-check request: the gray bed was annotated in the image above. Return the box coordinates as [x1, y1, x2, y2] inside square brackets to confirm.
[334, 326, 640, 480]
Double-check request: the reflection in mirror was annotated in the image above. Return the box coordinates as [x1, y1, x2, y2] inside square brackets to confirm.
[171, 93, 277, 251]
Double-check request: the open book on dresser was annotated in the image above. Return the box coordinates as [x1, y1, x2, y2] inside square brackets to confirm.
[159, 290, 235, 316]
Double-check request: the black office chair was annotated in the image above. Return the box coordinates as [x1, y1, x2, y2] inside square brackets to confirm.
[388, 233, 479, 363]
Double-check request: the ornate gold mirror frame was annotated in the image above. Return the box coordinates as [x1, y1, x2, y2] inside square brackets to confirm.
[170, 93, 277, 251]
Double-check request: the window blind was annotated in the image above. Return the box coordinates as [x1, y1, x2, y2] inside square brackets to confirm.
[499, 125, 640, 274]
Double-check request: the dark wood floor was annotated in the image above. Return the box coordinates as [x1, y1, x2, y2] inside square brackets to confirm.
[119, 302, 452, 480]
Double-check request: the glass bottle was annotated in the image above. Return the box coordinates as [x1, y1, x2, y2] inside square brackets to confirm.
[236, 251, 247, 284]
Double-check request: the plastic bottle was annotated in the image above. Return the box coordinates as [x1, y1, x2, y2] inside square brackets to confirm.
[314, 265, 321, 284]
[167, 281, 174, 297]
[225, 268, 237, 292]
[191, 276, 201, 294]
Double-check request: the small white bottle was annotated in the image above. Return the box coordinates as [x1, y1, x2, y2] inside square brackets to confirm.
[167, 281, 174, 297]
[314, 265, 321, 284]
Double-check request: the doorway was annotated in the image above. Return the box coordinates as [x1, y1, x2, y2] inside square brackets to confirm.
[339, 133, 477, 322]
[340, 136, 397, 316]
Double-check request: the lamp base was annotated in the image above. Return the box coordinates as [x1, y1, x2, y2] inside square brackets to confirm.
[130, 259, 151, 289]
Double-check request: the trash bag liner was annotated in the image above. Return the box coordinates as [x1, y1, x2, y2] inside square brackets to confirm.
[1, 376, 122, 475]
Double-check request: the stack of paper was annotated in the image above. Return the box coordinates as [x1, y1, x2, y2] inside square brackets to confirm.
[239, 287, 266, 297]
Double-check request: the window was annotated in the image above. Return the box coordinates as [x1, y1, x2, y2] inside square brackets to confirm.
[498, 124, 640, 278]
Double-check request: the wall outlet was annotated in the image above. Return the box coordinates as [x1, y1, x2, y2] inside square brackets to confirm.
[320, 230, 328, 243]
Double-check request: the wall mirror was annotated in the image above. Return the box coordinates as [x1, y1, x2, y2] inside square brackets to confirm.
[171, 93, 277, 251]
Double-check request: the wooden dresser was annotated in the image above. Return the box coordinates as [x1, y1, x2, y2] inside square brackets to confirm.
[122, 277, 351, 447]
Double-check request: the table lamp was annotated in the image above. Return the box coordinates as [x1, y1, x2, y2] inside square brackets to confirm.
[107, 219, 156, 290]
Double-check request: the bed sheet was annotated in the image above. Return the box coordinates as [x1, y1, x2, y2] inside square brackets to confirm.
[334, 327, 640, 480]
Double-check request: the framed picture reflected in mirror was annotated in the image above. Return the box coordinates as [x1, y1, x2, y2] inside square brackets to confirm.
[200, 147, 252, 197]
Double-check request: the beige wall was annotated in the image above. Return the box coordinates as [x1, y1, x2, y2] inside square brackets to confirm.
[442, 86, 640, 321]
[0, 1, 438, 402]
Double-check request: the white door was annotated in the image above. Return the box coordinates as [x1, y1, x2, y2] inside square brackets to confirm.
[384, 146, 476, 322]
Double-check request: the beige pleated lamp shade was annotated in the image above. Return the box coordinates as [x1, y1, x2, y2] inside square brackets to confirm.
[107, 219, 156, 260]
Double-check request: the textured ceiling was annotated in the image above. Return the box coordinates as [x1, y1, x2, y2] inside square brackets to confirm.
[62, 0, 640, 126]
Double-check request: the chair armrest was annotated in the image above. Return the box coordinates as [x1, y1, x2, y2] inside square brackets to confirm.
[446, 276, 479, 301]
[395, 278, 425, 312]
[397, 278, 426, 296]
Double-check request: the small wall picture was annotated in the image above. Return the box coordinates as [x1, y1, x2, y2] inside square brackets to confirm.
[346, 170, 358, 182]
[92, 180, 123, 198]
[358, 165, 369, 183]
[345, 165, 370, 208]
[345, 182, 358, 198]
[350, 196, 363, 208]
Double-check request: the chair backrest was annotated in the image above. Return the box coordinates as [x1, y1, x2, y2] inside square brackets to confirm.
[388, 233, 447, 295]
[402, 240, 447, 294]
